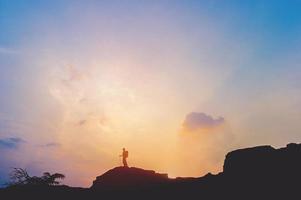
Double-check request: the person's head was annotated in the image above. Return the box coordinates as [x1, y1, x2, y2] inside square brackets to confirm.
[123, 148, 125, 151]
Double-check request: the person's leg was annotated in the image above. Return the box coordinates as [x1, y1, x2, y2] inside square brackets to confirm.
[123, 158, 128, 167]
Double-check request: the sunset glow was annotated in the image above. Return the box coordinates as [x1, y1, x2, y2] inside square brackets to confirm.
[1, 0, 301, 187]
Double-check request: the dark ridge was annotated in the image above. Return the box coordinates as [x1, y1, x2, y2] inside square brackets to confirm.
[1, 143, 301, 199]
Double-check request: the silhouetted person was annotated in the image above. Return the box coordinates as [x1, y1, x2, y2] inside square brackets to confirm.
[120, 148, 129, 167]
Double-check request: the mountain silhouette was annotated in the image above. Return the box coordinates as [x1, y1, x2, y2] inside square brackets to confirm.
[1, 143, 301, 199]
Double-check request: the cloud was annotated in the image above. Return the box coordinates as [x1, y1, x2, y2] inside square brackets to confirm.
[0, 47, 19, 55]
[0, 137, 25, 149]
[182, 112, 224, 131]
[61, 65, 86, 85]
[42, 142, 61, 148]
[77, 120, 86, 126]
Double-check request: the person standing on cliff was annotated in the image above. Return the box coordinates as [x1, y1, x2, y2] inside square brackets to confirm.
[120, 148, 129, 167]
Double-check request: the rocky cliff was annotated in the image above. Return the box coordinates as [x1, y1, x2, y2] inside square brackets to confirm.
[223, 143, 301, 181]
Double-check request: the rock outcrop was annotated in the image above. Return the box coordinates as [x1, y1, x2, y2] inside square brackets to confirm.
[91, 167, 169, 189]
[223, 143, 301, 181]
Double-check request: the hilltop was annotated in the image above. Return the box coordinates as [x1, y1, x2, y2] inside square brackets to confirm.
[92, 166, 169, 189]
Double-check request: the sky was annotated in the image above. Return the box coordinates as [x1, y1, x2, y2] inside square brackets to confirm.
[0, 0, 301, 187]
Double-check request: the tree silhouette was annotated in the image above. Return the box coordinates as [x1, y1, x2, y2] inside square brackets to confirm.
[8, 168, 65, 186]
[41, 172, 65, 185]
